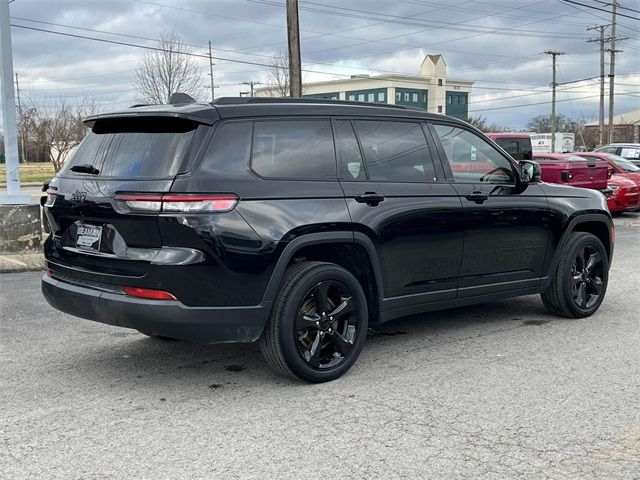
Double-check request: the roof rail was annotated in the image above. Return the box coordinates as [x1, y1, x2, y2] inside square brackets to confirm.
[211, 96, 414, 111]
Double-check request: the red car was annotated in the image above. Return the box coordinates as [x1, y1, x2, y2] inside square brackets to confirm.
[605, 174, 640, 213]
[533, 153, 609, 191]
[575, 151, 640, 212]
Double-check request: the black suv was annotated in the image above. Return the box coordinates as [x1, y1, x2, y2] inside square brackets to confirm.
[42, 97, 614, 382]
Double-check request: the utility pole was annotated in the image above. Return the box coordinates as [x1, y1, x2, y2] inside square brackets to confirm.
[14, 72, 26, 164]
[607, 0, 623, 144]
[286, 0, 302, 97]
[587, 25, 610, 146]
[0, 0, 30, 204]
[240, 81, 261, 97]
[208, 41, 215, 101]
[544, 50, 566, 153]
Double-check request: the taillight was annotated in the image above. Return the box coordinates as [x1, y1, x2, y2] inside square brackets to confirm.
[114, 193, 238, 213]
[560, 170, 573, 182]
[44, 187, 58, 206]
[123, 287, 177, 300]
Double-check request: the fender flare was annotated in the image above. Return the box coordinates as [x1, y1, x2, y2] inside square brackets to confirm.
[546, 212, 613, 277]
[261, 231, 384, 305]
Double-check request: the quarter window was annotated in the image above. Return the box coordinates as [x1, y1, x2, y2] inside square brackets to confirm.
[335, 120, 365, 181]
[433, 124, 515, 184]
[252, 120, 336, 179]
[353, 120, 436, 182]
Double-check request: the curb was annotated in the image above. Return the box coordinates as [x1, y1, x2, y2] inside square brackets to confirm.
[0, 253, 45, 273]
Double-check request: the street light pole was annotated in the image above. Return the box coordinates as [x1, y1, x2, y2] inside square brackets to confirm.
[0, 0, 30, 204]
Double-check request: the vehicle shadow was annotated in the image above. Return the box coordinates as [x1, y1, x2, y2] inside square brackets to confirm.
[58, 294, 554, 393]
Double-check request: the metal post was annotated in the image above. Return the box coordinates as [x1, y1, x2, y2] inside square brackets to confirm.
[15, 72, 26, 163]
[208, 41, 215, 101]
[0, 0, 31, 204]
[544, 50, 565, 153]
[608, 0, 617, 144]
[587, 25, 609, 146]
[286, 0, 302, 97]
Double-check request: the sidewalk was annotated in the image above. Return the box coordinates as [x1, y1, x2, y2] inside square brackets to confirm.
[0, 252, 45, 273]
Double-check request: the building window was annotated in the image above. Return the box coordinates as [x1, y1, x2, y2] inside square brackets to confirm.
[412, 93, 418, 102]
[447, 95, 452, 104]
[438, 106, 442, 113]
[453, 96, 458, 105]
[348, 94, 355, 101]
[396, 92, 401, 102]
[368, 93, 375, 102]
[460, 96, 466, 104]
[358, 94, 365, 102]
[404, 92, 410, 102]
[378, 92, 385, 102]
[438, 79, 443, 86]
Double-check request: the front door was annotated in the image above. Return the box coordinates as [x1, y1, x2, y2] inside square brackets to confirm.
[334, 118, 464, 310]
[430, 122, 551, 298]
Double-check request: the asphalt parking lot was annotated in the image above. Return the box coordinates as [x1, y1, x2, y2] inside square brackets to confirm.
[1, 214, 639, 479]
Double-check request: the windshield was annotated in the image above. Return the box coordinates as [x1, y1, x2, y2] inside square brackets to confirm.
[605, 154, 640, 172]
[63, 117, 198, 178]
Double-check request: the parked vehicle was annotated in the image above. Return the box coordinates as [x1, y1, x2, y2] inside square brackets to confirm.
[531, 133, 575, 154]
[485, 132, 532, 161]
[595, 143, 640, 167]
[575, 151, 640, 212]
[42, 96, 614, 383]
[533, 153, 610, 191]
[604, 174, 640, 213]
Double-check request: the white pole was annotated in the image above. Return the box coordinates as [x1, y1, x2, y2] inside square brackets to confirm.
[0, 0, 30, 204]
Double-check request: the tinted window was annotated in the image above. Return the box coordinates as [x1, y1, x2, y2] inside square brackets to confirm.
[199, 122, 252, 177]
[434, 124, 515, 183]
[353, 120, 436, 182]
[334, 120, 365, 181]
[66, 117, 197, 178]
[251, 120, 336, 179]
[495, 138, 532, 160]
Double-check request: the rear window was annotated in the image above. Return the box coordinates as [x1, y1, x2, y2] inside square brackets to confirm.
[65, 117, 198, 178]
[494, 138, 532, 160]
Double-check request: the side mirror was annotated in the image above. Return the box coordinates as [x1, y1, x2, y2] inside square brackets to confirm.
[520, 160, 541, 183]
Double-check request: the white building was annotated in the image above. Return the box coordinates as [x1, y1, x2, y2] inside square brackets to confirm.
[257, 54, 474, 120]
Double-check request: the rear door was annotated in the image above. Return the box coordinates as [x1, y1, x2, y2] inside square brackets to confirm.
[430, 122, 551, 297]
[336, 117, 463, 310]
[44, 116, 207, 276]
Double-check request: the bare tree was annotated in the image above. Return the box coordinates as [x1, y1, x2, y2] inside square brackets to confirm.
[29, 96, 99, 173]
[266, 51, 291, 97]
[135, 32, 202, 104]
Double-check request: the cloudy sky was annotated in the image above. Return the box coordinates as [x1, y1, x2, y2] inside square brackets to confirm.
[5, 0, 640, 129]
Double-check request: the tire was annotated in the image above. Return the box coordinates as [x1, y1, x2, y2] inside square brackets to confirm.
[541, 232, 609, 318]
[259, 261, 369, 383]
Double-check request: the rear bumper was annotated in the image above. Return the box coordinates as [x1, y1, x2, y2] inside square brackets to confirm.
[41, 275, 270, 344]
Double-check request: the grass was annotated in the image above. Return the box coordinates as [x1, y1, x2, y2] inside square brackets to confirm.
[0, 163, 55, 183]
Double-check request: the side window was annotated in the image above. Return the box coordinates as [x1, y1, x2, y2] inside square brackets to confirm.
[353, 120, 436, 182]
[252, 120, 336, 179]
[200, 122, 252, 176]
[433, 124, 516, 184]
[334, 120, 366, 181]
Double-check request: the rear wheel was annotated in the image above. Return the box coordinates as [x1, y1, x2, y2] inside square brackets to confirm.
[542, 232, 608, 318]
[260, 262, 368, 383]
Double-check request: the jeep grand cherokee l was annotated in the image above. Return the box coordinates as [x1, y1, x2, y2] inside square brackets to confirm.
[42, 97, 614, 383]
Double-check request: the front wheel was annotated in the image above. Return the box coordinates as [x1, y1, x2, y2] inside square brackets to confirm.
[542, 232, 609, 318]
[260, 262, 369, 383]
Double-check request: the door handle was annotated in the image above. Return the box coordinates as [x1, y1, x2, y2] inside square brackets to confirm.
[464, 191, 489, 204]
[354, 192, 385, 206]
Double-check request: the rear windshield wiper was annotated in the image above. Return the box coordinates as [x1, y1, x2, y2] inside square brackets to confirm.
[70, 164, 100, 175]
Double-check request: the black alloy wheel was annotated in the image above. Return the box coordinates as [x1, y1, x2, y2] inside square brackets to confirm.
[570, 245, 605, 309]
[294, 279, 360, 369]
[260, 261, 368, 383]
[542, 232, 609, 318]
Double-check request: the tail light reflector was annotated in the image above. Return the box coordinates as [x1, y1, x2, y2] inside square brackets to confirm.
[123, 287, 177, 300]
[114, 193, 238, 213]
[45, 187, 58, 207]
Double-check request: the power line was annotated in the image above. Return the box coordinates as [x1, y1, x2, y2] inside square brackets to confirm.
[559, 0, 640, 21]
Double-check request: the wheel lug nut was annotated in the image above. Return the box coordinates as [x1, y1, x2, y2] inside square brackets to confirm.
[315, 321, 320, 326]
[328, 328, 332, 333]
[330, 316, 333, 320]
[322, 312, 326, 316]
